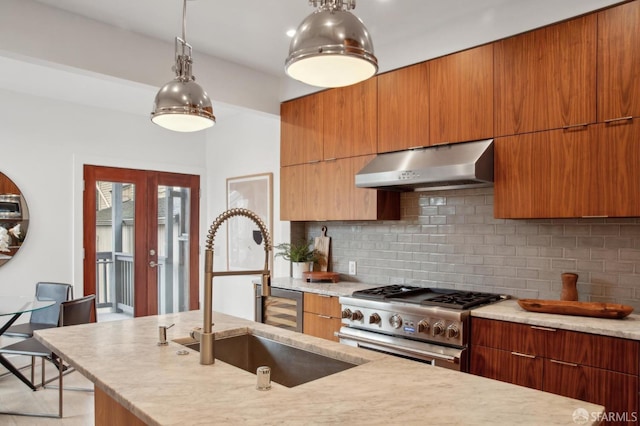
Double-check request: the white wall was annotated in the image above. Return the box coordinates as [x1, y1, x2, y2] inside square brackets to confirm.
[205, 111, 287, 320]
[0, 87, 207, 300]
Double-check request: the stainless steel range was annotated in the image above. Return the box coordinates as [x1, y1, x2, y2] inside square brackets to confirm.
[338, 285, 507, 371]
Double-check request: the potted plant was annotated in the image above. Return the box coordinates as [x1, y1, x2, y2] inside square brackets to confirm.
[274, 240, 321, 279]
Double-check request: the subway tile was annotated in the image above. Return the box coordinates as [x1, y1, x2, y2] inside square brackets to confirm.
[526, 235, 552, 247]
[562, 225, 590, 236]
[590, 249, 618, 261]
[551, 259, 577, 270]
[551, 236, 577, 248]
[604, 237, 634, 249]
[604, 261, 635, 273]
[576, 236, 605, 248]
[620, 249, 640, 262]
[564, 248, 591, 260]
[517, 269, 539, 279]
[537, 225, 565, 236]
[539, 247, 564, 258]
[576, 260, 605, 272]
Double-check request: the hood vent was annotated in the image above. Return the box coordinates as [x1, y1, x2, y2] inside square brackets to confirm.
[355, 139, 494, 192]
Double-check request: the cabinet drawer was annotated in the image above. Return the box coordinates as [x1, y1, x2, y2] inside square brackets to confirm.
[470, 345, 543, 390]
[471, 318, 545, 356]
[303, 312, 342, 342]
[544, 359, 638, 422]
[546, 329, 639, 375]
[303, 293, 341, 318]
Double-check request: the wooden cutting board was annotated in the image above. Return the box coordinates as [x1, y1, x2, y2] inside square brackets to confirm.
[314, 226, 330, 272]
[517, 299, 634, 319]
[303, 271, 340, 283]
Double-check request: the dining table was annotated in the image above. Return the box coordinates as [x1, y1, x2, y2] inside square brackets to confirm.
[0, 296, 56, 390]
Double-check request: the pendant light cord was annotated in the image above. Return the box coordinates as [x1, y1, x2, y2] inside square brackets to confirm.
[182, 0, 187, 43]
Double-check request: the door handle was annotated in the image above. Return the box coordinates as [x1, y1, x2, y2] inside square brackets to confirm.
[149, 261, 160, 268]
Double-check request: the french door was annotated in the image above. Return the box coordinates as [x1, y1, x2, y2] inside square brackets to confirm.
[83, 165, 200, 317]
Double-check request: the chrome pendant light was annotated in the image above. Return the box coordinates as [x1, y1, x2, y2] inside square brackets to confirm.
[151, 0, 215, 132]
[285, 0, 378, 88]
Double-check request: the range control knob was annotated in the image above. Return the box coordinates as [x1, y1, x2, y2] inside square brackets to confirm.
[446, 325, 460, 339]
[369, 313, 381, 325]
[417, 320, 430, 333]
[432, 321, 445, 337]
[341, 309, 352, 319]
[351, 310, 364, 321]
[389, 314, 403, 329]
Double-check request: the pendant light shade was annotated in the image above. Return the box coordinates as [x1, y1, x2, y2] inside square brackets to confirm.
[151, 0, 215, 132]
[285, 0, 378, 88]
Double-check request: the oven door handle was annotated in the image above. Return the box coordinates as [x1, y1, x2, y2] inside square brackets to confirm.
[336, 331, 458, 364]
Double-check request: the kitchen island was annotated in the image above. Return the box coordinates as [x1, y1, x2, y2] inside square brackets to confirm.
[35, 309, 603, 425]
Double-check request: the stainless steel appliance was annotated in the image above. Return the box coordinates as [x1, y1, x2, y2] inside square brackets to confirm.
[338, 285, 506, 371]
[0, 194, 23, 219]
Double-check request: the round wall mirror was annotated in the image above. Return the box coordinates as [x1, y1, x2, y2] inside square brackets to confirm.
[0, 171, 29, 267]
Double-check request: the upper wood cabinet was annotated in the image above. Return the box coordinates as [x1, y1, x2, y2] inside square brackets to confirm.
[280, 156, 400, 221]
[495, 120, 640, 218]
[597, 0, 640, 122]
[377, 62, 429, 153]
[494, 15, 597, 136]
[494, 128, 590, 218]
[322, 79, 377, 159]
[281, 96, 323, 166]
[429, 44, 494, 145]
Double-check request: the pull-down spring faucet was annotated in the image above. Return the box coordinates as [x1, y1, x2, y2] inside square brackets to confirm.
[200, 208, 271, 365]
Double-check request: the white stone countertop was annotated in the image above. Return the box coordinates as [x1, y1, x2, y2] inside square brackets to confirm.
[36, 309, 603, 425]
[472, 299, 640, 340]
[257, 276, 375, 297]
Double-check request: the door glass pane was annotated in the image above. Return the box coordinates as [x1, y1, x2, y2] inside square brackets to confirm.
[95, 181, 135, 320]
[157, 185, 190, 314]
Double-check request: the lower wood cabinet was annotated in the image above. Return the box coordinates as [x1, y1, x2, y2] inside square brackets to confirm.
[302, 293, 342, 342]
[470, 318, 639, 426]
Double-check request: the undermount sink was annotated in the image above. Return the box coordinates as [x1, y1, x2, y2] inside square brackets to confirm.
[176, 333, 357, 388]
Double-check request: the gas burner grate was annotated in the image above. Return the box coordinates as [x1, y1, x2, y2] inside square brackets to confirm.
[351, 285, 427, 300]
[421, 291, 503, 310]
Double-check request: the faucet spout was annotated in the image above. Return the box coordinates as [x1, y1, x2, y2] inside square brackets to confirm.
[200, 208, 272, 365]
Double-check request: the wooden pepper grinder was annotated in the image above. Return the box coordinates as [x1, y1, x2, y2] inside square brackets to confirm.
[561, 273, 579, 301]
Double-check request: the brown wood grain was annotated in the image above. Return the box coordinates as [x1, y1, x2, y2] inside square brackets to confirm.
[322, 79, 377, 159]
[0, 173, 20, 194]
[303, 293, 341, 317]
[279, 164, 305, 221]
[471, 318, 545, 356]
[470, 345, 543, 390]
[429, 44, 494, 144]
[494, 15, 597, 136]
[518, 299, 634, 320]
[543, 360, 638, 425]
[597, 0, 640, 121]
[302, 312, 342, 342]
[377, 62, 429, 153]
[280, 96, 323, 166]
[95, 387, 146, 426]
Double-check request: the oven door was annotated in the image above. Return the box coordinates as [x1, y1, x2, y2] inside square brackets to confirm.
[337, 326, 466, 371]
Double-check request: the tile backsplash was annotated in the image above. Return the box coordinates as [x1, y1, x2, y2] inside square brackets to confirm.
[302, 187, 640, 310]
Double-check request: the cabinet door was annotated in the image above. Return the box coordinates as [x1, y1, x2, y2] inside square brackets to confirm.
[323, 79, 377, 160]
[544, 360, 638, 425]
[597, 1, 640, 122]
[324, 158, 354, 221]
[280, 96, 323, 166]
[494, 15, 596, 136]
[494, 128, 591, 218]
[377, 63, 429, 153]
[591, 120, 640, 217]
[429, 44, 494, 145]
[349, 155, 400, 221]
[280, 165, 306, 221]
[470, 345, 543, 390]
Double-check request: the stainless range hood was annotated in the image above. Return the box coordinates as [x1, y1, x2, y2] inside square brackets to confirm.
[355, 139, 494, 192]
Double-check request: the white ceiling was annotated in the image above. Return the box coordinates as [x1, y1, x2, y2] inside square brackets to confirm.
[0, 0, 624, 119]
[32, 0, 624, 78]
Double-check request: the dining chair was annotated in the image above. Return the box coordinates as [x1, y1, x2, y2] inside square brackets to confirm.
[3, 282, 73, 338]
[0, 294, 96, 418]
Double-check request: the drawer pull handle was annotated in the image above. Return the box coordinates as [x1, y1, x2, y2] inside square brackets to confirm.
[511, 351, 536, 359]
[562, 123, 589, 130]
[324, 157, 337, 162]
[318, 315, 332, 319]
[307, 160, 321, 164]
[604, 116, 633, 124]
[531, 326, 556, 332]
[550, 359, 578, 367]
